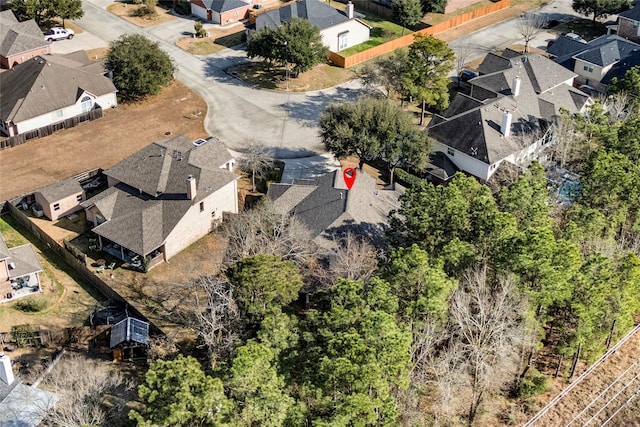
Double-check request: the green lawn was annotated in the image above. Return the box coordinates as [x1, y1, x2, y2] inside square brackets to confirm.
[550, 18, 607, 42]
[339, 14, 411, 56]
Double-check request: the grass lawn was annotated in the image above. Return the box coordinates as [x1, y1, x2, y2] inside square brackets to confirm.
[0, 215, 103, 331]
[339, 13, 411, 56]
[229, 62, 355, 91]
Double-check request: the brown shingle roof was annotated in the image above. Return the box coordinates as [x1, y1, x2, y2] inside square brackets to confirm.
[35, 177, 83, 204]
[0, 11, 48, 58]
[0, 55, 117, 123]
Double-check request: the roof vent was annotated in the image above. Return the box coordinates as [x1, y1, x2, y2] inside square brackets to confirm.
[41, 85, 45, 89]
[470, 147, 478, 156]
[173, 150, 183, 161]
[8, 262, 15, 270]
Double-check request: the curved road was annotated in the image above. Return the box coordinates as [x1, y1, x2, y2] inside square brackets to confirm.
[71, 0, 363, 177]
[69, 0, 580, 178]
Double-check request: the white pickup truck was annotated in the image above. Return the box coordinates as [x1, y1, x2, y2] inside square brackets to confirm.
[44, 27, 75, 42]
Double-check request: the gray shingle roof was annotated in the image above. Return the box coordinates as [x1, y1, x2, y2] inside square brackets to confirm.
[203, 0, 248, 13]
[0, 55, 117, 123]
[110, 317, 149, 348]
[0, 11, 48, 58]
[267, 170, 403, 247]
[478, 52, 512, 75]
[429, 53, 588, 166]
[549, 35, 640, 82]
[35, 177, 83, 204]
[0, 381, 58, 427]
[256, 0, 350, 31]
[7, 244, 43, 279]
[619, 4, 640, 21]
[85, 134, 237, 256]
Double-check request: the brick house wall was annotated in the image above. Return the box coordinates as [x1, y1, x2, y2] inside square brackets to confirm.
[1, 45, 51, 69]
[618, 17, 640, 43]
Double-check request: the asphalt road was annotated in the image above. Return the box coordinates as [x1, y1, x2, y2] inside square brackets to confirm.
[56, 0, 582, 180]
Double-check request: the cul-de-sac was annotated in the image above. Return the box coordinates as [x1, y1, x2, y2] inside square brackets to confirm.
[1, 0, 640, 425]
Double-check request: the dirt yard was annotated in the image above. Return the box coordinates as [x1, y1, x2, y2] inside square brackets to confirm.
[176, 25, 246, 55]
[0, 216, 101, 333]
[0, 81, 207, 202]
[107, 2, 176, 27]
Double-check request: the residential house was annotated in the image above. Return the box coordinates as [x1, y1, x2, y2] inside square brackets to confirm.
[0, 354, 58, 427]
[267, 169, 403, 249]
[547, 34, 640, 93]
[0, 54, 117, 137]
[34, 178, 85, 221]
[82, 134, 238, 270]
[190, 0, 268, 25]
[0, 10, 51, 69]
[428, 53, 590, 181]
[249, 0, 371, 52]
[615, 5, 640, 43]
[0, 233, 43, 304]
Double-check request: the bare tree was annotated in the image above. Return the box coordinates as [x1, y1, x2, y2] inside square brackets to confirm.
[313, 233, 380, 286]
[449, 266, 529, 425]
[180, 275, 242, 365]
[224, 200, 316, 266]
[450, 40, 480, 86]
[239, 142, 274, 192]
[517, 13, 546, 53]
[39, 353, 134, 427]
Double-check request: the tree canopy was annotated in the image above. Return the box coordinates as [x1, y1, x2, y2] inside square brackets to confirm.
[247, 18, 328, 76]
[107, 34, 174, 101]
[319, 96, 430, 177]
[393, 0, 423, 34]
[403, 34, 454, 121]
[572, 0, 629, 22]
[12, 0, 83, 27]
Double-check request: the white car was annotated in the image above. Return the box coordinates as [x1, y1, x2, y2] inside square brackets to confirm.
[44, 27, 75, 42]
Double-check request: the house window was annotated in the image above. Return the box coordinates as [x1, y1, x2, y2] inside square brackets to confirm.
[447, 147, 455, 156]
[96, 214, 105, 225]
[76, 194, 83, 202]
[81, 96, 93, 113]
[53, 203, 60, 211]
[583, 65, 594, 73]
[338, 31, 349, 51]
[55, 109, 64, 119]
[200, 201, 204, 212]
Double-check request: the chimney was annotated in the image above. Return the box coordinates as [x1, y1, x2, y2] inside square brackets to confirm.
[0, 353, 15, 386]
[186, 175, 197, 200]
[346, 1, 354, 19]
[512, 76, 521, 97]
[501, 111, 513, 137]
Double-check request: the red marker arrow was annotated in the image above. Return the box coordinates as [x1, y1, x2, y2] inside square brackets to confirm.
[343, 168, 356, 190]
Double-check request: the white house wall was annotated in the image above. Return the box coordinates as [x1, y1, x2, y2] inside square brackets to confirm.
[13, 92, 117, 136]
[163, 179, 238, 260]
[432, 141, 493, 181]
[191, 3, 207, 20]
[321, 20, 370, 52]
[574, 58, 606, 82]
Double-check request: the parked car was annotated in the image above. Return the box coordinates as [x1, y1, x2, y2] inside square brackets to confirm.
[44, 27, 75, 42]
[459, 69, 478, 82]
[565, 32, 587, 43]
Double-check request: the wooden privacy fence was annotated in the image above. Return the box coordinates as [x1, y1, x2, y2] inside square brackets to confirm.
[3, 201, 163, 336]
[0, 107, 103, 151]
[329, 0, 510, 68]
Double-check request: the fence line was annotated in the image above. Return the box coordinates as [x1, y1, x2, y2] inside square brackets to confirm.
[3, 201, 163, 336]
[330, 0, 510, 68]
[523, 323, 640, 426]
[0, 108, 102, 151]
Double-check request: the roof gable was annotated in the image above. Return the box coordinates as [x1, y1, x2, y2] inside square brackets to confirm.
[0, 56, 117, 123]
[256, 0, 350, 30]
[203, 0, 248, 12]
[0, 12, 48, 58]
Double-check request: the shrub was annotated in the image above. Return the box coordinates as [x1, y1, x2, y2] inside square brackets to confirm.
[517, 369, 551, 398]
[14, 297, 48, 313]
[194, 21, 206, 38]
[174, 1, 190, 15]
[395, 167, 425, 188]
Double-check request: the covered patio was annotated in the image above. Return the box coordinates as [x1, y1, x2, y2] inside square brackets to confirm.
[95, 236, 164, 272]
